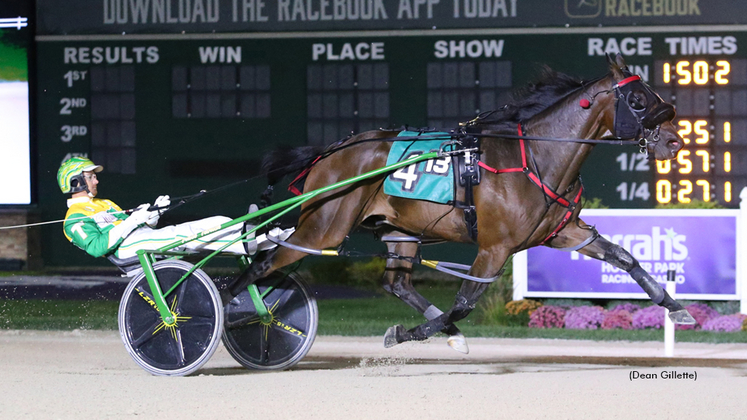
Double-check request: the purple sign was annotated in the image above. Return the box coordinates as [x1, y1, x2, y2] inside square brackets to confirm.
[526, 211, 737, 298]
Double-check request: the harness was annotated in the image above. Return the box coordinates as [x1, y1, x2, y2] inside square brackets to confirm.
[280, 70, 673, 250]
[452, 135, 481, 241]
[470, 124, 584, 245]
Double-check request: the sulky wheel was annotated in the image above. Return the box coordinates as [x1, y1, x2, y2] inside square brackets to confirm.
[118, 260, 223, 376]
[222, 271, 318, 370]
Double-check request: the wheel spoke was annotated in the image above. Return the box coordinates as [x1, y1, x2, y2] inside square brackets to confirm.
[270, 318, 307, 340]
[258, 324, 272, 364]
[169, 328, 186, 367]
[130, 319, 165, 347]
[134, 287, 161, 314]
[181, 318, 217, 330]
[173, 277, 190, 314]
[184, 314, 213, 323]
[225, 314, 260, 329]
[265, 286, 297, 316]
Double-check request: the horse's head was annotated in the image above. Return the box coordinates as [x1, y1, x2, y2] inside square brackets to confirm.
[606, 53, 684, 160]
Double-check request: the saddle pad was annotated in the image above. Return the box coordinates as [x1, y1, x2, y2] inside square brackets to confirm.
[383, 131, 454, 204]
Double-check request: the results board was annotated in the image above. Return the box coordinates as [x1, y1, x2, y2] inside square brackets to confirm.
[37, 31, 747, 210]
[34, 8, 747, 264]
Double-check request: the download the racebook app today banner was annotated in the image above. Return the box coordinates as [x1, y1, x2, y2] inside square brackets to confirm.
[516, 209, 741, 300]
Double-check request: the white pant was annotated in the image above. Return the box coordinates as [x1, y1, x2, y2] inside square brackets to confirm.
[115, 216, 250, 259]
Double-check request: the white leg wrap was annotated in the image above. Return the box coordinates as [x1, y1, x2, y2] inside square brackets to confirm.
[424, 305, 444, 320]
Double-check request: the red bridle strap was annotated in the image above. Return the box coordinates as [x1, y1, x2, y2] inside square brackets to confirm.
[613, 75, 641, 89]
[477, 123, 528, 174]
[288, 155, 322, 195]
[475, 123, 584, 244]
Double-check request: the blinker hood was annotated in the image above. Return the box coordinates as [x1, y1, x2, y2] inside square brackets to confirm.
[613, 75, 676, 139]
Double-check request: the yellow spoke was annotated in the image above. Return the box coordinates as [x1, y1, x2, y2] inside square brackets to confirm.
[270, 299, 281, 313]
[169, 325, 178, 341]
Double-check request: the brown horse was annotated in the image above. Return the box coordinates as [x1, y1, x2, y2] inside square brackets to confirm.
[231, 54, 694, 350]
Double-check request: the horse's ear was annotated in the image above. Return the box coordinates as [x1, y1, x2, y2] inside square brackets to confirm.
[607, 53, 625, 79]
[615, 53, 629, 71]
[606, 53, 616, 67]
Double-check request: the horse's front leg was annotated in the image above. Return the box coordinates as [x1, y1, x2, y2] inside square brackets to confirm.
[550, 220, 696, 324]
[384, 246, 508, 346]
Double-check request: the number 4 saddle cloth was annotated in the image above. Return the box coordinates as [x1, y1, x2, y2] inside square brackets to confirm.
[383, 131, 454, 204]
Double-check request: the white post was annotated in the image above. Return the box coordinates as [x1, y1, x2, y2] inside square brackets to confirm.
[512, 251, 528, 301]
[740, 188, 747, 315]
[664, 270, 676, 357]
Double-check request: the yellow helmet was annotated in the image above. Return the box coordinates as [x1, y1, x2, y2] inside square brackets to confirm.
[57, 157, 103, 194]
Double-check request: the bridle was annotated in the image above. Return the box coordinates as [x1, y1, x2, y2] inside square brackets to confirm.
[457, 72, 677, 158]
[609, 73, 677, 157]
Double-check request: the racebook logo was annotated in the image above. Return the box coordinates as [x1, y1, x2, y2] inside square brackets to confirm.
[573, 227, 688, 261]
[565, 0, 602, 18]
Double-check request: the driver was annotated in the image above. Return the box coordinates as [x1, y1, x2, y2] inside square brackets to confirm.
[58, 157, 292, 260]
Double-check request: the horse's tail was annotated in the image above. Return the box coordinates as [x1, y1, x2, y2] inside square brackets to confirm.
[261, 145, 324, 186]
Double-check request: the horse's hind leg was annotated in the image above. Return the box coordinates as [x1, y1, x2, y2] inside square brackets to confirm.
[385, 246, 509, 346]
[549, 220, 696, 324]
[382, 240, 468, 353]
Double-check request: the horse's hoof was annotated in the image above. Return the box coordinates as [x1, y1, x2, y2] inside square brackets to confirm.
[384, 325, 405, 348]
[669, 309, 696, 325]
[447, 333, 469, 354]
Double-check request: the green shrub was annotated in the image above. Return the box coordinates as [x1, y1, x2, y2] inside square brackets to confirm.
[542, 298, 595, 308]
[498, 298, 543, 327]
[346, 258, 386, 287]
[476, 257, 515, 325]
[306, 257, 386, 288]
[582, 197, 608, 209]
[306, 259, 352, 285]
[506, 299, 543, 316]
[655, 199, 723, 209]
[478, 294, 509, 326]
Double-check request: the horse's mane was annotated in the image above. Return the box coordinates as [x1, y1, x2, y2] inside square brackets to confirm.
[262, 67, 602, 185]
[472, 66, 600, 128]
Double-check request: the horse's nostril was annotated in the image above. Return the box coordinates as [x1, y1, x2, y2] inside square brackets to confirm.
[667, 139, 681, 149]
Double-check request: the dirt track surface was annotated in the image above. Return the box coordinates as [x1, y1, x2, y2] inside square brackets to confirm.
[2, 330, 747, 419]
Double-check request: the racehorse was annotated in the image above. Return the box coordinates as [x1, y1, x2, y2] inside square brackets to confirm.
[231, 54, 695, 351]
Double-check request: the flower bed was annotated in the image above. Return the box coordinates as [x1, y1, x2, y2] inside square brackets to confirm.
[564, 306, 605, 330]
[528, 306, 566, 328]
[601, 310, 633, 330]
[517, 300, 745, 332]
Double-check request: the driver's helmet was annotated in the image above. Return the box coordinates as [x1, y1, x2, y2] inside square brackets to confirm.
[57, 157, 103, 194]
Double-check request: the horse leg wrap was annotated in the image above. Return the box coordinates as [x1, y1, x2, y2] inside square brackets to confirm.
[604, 245, 665, 304]
[228, 249, 276, 297]
[603, 244, 636, 271]
[406, 313, 450, 342]
[384, 293, 479, 347]
[628, 266, 665, 304]
[451, 292, 478, 321]
[624, 259, 691, 323]
[424, 305, 443, 320]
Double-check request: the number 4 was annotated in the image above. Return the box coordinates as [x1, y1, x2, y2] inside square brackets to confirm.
[391, 163, 420, 191]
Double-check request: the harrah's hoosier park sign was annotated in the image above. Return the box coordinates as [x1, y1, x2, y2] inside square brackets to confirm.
[514, 208, 744, 301]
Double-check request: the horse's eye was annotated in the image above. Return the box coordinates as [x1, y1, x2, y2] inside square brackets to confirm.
[628, 91, 647, 110]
